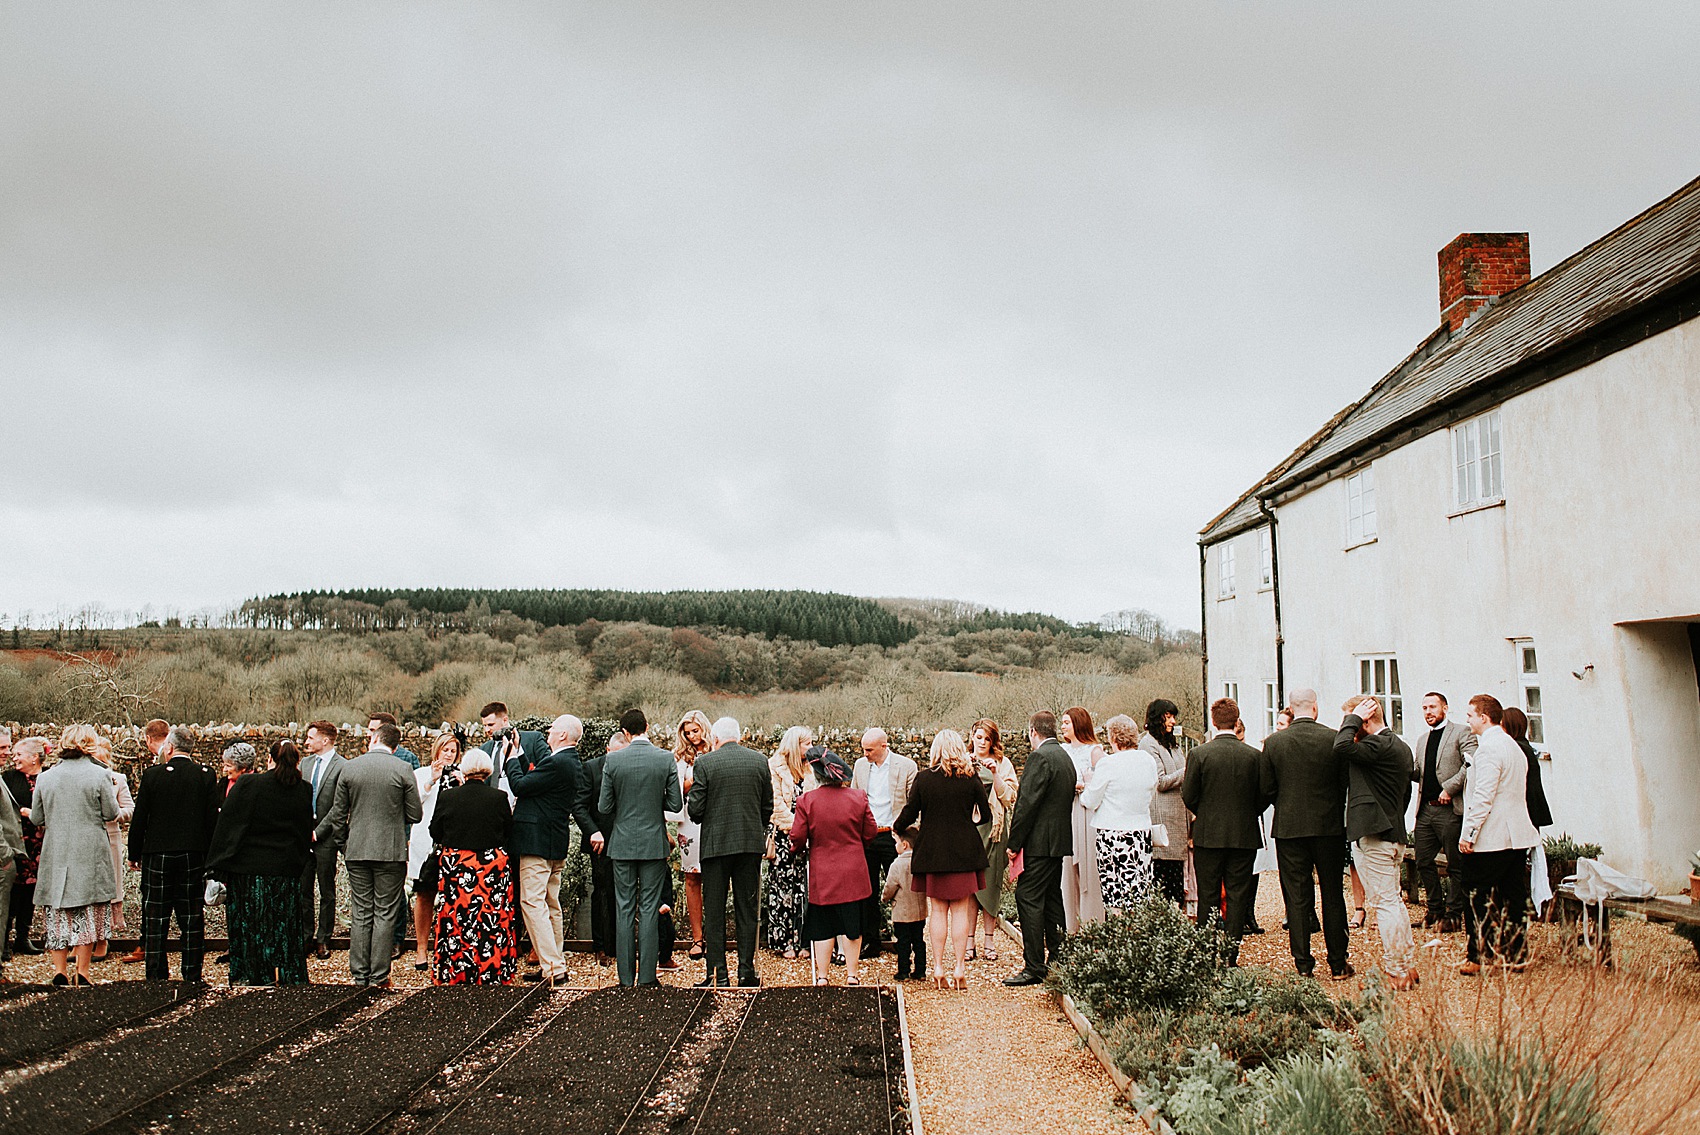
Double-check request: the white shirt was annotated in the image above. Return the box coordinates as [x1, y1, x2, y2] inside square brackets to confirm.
[865, 758, 895, 829]
[1080, 748, 1157, 832]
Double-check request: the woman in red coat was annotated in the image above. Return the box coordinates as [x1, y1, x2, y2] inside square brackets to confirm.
[789, 747, 878, 986]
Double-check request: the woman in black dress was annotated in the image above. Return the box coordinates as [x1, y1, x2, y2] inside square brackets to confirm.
[893, 729, 990, 990]
[206, 740, 315, 985]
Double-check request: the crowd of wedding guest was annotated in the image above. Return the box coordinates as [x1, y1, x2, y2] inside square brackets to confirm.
[0, 684, 1550, 990]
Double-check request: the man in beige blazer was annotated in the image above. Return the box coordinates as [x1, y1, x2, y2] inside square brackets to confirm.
[1457, 694, 1540, 975]
[851, 728, 918, 961]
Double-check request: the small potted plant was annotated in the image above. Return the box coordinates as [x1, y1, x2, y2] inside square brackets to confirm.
[1544, 832, 1603, 898]
[1688, 850, 1700, 903]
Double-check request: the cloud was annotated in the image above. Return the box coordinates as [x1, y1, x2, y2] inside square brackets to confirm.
[4, 1, 1698, 626]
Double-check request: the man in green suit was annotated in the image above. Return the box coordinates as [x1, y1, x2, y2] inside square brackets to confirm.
[687, 716, 774, 987]
[598, 708, 683, 987]
[1184, 698, 1272, 964]
[1004, 711, 1077, 986]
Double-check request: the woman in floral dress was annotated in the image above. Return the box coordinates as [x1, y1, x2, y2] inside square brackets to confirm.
[429, 751, 518, 985]
[763, 726, 815, 958]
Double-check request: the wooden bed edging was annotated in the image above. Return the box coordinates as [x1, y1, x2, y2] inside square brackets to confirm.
[1054, 991, 1176, 1135]
[893, 983, 924, 1135]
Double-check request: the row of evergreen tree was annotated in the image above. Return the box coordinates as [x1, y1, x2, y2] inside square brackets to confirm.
[239, 588, 920, 648]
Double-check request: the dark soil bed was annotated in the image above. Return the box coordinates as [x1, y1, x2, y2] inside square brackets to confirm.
[101, 985, 537, 1135]
[693, 987, 902, 1135]
[433, 986, 707, 1135]
[0, 984, 367, 1135]
[0, 982, 185, 1066]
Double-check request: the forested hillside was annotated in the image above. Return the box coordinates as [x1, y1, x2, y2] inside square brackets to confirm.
[2, 590, 1202, 733]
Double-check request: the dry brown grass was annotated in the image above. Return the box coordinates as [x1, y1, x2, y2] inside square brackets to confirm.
[1360, 910, 1700, 1135]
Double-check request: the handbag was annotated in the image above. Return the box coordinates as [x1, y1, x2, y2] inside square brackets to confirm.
[1149, 823, 1169, 849]
[203, 878, 227, 907]
[764, 828, 777, 860]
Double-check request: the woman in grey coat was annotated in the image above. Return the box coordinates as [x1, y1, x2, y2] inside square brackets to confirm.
[1140, 700, 1190, 907]
[32, 725, 120, 985]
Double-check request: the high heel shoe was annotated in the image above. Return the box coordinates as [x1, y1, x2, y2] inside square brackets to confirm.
[932, 969, 948, 990]
[952, 972, 967, 991]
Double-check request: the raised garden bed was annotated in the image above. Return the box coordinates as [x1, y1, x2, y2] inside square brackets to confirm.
[694, 986, 904, 1135]
[0, 985, 370, 1135]
[0, 984, 911, 1135]
[97, 985, 540, 1135]
[0, 982, 186, 1066]
[425, 986, 715, 1134]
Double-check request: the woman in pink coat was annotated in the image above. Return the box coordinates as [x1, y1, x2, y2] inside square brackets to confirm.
[789, 747, 877, 986]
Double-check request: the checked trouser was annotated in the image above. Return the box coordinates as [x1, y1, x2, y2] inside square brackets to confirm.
[142, 851, 206, 982]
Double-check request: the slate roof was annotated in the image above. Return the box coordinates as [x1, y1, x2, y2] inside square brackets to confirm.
[1202, 173, 1700, 544]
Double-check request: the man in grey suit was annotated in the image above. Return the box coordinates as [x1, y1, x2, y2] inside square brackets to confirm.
[325, 721, 422, 987]
[598, 708, 682, 988]
[687, 716, 773, 988]
[1003, 711, 1078, 986]
[1261, 689, 1353, 979]
[1184, 698, 1273, 965]
[1411, 691, 1477, 932]
[299, 720, 345, 960]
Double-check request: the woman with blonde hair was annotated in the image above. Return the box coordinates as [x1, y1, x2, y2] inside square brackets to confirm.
[764, 725, 816, 958]
[88, 733, 134, 959]
[407, 731, 463, 971]
[894, 729, 991, 989]
[969, 720, 1018, 961]
[1059, 706, 1106, 930]
[31, 725, 120, 985]
[1083, 715, 1159, 911]
[671, 710, 712, 959]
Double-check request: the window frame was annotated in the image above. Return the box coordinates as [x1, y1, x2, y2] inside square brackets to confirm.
[1514, 638, 1544, 746]
[1345, 466, 1378, 547]
[1452, 408, 1505, 513]
[1355, 653, 1404, 735]
[1263, 679, 1279, 739]
[1258, 526, 1273, 590]
[1218, 542, 1237, 599]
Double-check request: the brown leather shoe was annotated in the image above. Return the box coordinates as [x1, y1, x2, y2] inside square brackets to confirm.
[315, 943, 330, 960]
[121, 947, 146, 964]
[1458, 961, 1482, 976]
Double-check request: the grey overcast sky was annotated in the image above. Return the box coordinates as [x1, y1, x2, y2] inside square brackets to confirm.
[4, 2, 1698, 629]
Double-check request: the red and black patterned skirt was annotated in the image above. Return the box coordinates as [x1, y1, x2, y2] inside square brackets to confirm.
[432, 847, 519, 985]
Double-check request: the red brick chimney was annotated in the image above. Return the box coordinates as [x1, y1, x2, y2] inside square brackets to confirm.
[1438, 232, 1530, 332]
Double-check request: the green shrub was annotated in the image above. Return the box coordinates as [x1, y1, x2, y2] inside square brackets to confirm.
[1149, 1046, 1256, 1135]
[1209, 1052, 1383, 1135]
[1368, 1034, 1608, 1135]
[1049, 899, 1227, 1018]
[1543, 832, 1603, 861]
[1207, 967, 1354, 1027]
[1175, 1006, 1325, 1070]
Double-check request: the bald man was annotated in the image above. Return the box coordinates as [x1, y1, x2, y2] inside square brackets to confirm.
[851, 728, 917, 961]
[507, 714, 586, 985]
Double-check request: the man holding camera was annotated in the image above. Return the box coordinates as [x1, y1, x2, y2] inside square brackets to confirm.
[478, 702, 543, 801]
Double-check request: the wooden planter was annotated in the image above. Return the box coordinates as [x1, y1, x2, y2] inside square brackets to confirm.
[1688, 873, 1700, 903]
